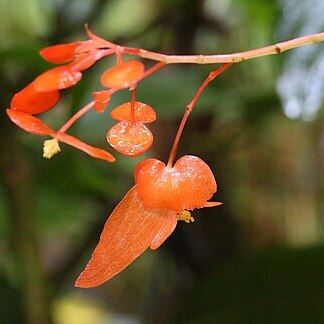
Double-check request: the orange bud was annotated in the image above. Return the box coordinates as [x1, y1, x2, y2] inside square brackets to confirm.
[33, 66, 82, 92]
[101, 60, 144, 89]
[39, 42, 80, 64]
[93, 90, 111, 113]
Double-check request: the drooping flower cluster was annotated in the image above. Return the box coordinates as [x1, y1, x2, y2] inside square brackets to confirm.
[6, 27, 229, 288]
[6, 27, 156, 162]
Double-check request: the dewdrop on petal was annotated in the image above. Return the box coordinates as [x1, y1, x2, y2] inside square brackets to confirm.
[43, 138, 61, 159]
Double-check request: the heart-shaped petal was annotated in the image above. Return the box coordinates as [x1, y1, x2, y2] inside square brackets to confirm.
[110, 101, 156, 123]
[101, 60, 144, 89]
[107, 121, 153, 156]
[135, 155, 217, 212]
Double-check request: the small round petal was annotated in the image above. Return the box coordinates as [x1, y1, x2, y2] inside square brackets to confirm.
[10, 83, 60, 114]
[6, 109, 55, 136]
[110, 101, 156, 123]
[93, 90, 111, 113]
[57, 132, 115, 162]
[106, 121, 153, 157]
[33, 66, 82, 92]
[101, 60, 144, 89]
[39, 42, 80, 64]
[135, 155, 217, 212]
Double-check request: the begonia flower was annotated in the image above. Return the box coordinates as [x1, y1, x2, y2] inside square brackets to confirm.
[75, 155, 221, 288]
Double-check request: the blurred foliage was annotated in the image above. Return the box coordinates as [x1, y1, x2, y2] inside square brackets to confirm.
[0, 0, 323, 323]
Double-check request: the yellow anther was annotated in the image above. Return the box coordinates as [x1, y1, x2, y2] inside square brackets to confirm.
[177, 210, 195, 223]
[43, 138, 61, 159]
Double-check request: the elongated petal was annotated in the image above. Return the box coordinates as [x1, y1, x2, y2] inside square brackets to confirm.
[33, 66, 82, 92]
[57, 132, 115, 162]
[75, 186, 177, 288]
[10, 83, 60, 114]
[6, 109, 55, 136]
[150, 212, 177, 250]
[39, 42, 79, 64]
[203, 201, 223, 208]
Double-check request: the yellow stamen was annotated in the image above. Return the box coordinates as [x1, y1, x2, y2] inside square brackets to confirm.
[43, 138, 61, 159]
[178, 210, 195, 223]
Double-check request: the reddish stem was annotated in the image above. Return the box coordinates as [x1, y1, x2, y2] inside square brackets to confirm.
[130, 89, 136, 124]
[58, 101, 95, 134]
[143, 62, 166, 78]
[167, 63, 233, 168]
[116, 47, 123, 65]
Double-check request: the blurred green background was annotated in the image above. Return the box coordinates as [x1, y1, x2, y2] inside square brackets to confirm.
[0, 0, 324, 323]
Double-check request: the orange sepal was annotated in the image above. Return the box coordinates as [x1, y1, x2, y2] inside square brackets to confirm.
[75, 186, 177, 288]
[6, 109, 55, 136]
[93, 90, 111, 113]
[101, 60, 144, 89]
[110, 101, 156, 123]
[106, 121, 153, 157]
[33, 66, 82, 92]
[57, 132, 115, 162]
[136, 155, 217, 212]
[10, 83, 60, 114]
[39, 42, 80, 64]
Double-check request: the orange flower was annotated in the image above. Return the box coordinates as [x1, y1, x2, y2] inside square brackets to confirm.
[106, 101, 156, 156]
[75, 156, 221, 288]
[6, 109, 115, 162]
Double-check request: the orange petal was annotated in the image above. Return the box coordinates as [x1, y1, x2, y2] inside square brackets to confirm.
[106, 121, 153, 157]
[57, 132, 115, 162]
[6, 109, 55, 136]
[204, 201, 223, 208]
[93, 90, 111, 113]
[150, 212, 177, 250]
[110, 101, 156, 123]
[39, 42, 80, 64]
[101, 60, 144, 89]
[136, 156, 217, 212]
[33, 66, 82, 92]
[75, 185, 176, 288]
[10, 83, 60, 114]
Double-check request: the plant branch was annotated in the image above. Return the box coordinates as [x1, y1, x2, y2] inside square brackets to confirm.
[102, 32, 324, 64]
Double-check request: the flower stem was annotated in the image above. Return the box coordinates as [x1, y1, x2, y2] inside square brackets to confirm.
[130, 89, 136, 124]
[100, 32, 324, 64]
[167, 63, 232, 168]
[58, 101, 94, 134]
